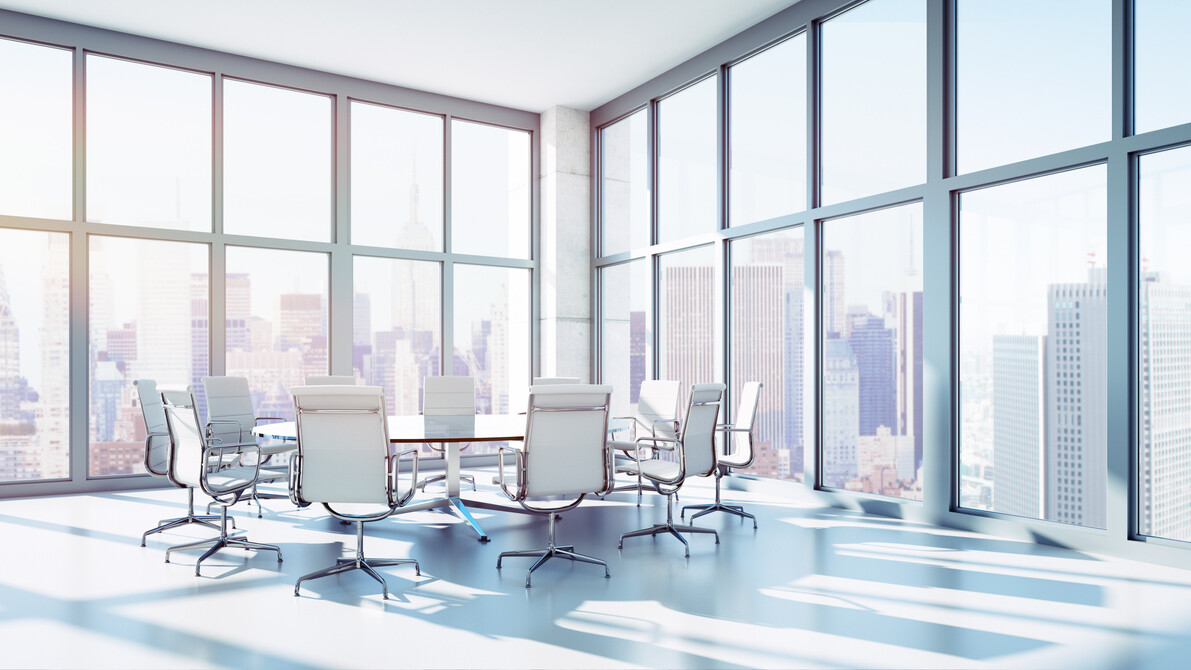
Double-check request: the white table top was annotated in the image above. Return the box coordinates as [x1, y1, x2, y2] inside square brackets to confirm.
[252, 413, 527, 443]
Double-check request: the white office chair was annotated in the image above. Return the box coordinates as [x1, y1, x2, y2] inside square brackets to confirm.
[619, 383, 724, 557]
[290, 385, 422, 600]
[135, 378, 224, 546]
[160, 385, 282, 576]
[682, 381, 762, 529]
[304, 375, 356, 385]
[607, 379, 681, 504]
[201, 375, 293, 516]
[532, 376, 580, 385]
[419, 375, 477, 492]
[495, 384, 614, 588]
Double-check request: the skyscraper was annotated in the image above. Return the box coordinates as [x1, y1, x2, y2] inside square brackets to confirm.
[848, 312, 896, 437]
[1139, 272, 1191, 540]
[992, 333, 1046, 519]
[824, 250, 846, 336]
[1046, 268, 1107, 528]
[823, 336, 859, 487]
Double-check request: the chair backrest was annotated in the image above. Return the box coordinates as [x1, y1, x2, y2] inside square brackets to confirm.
[637, 379, 681, 439]
[304, 375, 356, 386]
[201, 375, 255, 445]
[522, 384, 613, 497]
[679, 383, 725, 479]
[160, 385, 210, 490]
[423, 376, 475, 416]
[134, 379, 171, 477]
[727, 381, 762, 464]
[291, 385, 390, 505]
[532, 376, 580, 385]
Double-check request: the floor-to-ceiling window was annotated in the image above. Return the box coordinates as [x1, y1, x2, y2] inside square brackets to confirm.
[593, 0, 1191, 563]
[0, 15, 537, 496]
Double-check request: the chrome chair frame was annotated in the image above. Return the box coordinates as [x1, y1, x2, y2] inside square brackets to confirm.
[681, 381, 762, 529]
[202, 376, 290, 518]
[619, 386, 723, 557]
[135, 379, 227, 547]
[494, 390, 614, 588]
[161, 388, 283, 576]
[290, 403, 422, 600]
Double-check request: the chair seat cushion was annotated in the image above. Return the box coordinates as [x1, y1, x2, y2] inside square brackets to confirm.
[717, 450, 749, 468]
[619, 458, 680, 482]
[207, 465, 258, 491]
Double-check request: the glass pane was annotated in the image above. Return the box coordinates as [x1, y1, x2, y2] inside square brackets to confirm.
[958, 165, 1107, 527]
[86, 55, 212, 231]
[225, 247, 328, 421]
[957, 0, 1110, 173]
[0, 229, 70, 482]
[350, 101, 444, 250]
[601, 109, 650, 255]
[659, 245, 717, 407]
[453, 265, 530, 452]
[729, 34, 807, 226]
[1139, 145, 1191, 541]
[658, 77, 718, 242]
[601, 260, 652, 419]
[821, 204, 924, 499]
[730, 228, 806, 481]
[88, 237, 208, 477]
[1136, 0, 1191, 134]
[0, 38, 72, 221]
[451, 120, 530, 258]
[223, 80, 332, 242]
[821, 0, 926, 204]
[353, 255, 441, 415]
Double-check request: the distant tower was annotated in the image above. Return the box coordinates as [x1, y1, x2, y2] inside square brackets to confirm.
[1046, 269, 1107, 528]
[993, 334, 1046, 518]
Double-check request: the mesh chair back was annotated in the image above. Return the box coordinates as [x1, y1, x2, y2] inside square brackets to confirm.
[291, 385, 390, 505]
[304, 375, 356, 385]
[680, 383, 725, 478]
[637, 379, 681, 439]
[727, 381, 762, 465]
[134, 379, 169, 477]
[523, 384, 612, 497]
[201, 376, 255, 445]
[532, 376, 580, 385]
[423, 376, 475, 416]
[160, 386, 209, 490]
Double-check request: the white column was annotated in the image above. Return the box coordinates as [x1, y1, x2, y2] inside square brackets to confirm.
[539, 106, 591, 381]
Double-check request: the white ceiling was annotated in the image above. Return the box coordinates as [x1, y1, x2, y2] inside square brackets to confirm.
[0, 0, 797, 112]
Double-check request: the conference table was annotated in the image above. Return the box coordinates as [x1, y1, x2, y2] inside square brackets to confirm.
[253, 413, 527, 542]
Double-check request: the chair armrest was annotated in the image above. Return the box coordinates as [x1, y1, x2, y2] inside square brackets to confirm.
[205, 419, 243, 437]
[389, 447, 419, 507]
[496, 445, 524, 501]
[634, 435, 678, 469]
[142, 431, 170, 477]
[200, 443, 261, 495]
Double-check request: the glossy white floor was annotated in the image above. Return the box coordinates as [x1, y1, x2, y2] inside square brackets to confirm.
[2, 472, 1191, 669]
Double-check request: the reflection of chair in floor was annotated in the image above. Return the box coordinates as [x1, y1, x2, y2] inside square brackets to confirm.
[160, 386, 282, 576]
[290, 385, 422, 600]
[607, 379, 681, 505]
[495, 384, 614, 587]
[418, 375, 477, 492]
[683, 381, 762, 529]
[201, 375, 293, 517]
[619, 383, 724, 557]
[135, 378, 225, 546]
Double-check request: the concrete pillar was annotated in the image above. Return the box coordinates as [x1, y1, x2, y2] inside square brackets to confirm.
[538, 106, 591, 381]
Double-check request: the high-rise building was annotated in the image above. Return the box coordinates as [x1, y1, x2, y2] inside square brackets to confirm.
[662, 263, 715, 408]
[823, 336, 859, 487]
[38, 233, 70, 480]
[992, 333, 1046, 519]
[848, 312, 896, 437]
[823, 250, 846, 336]
[1139, 272, 1191, 540]
[1046, 268, 1108, 528]
[226, 272, 251, 352]
[629, 310, 646, 404]
[731, 262, 785, 476]
[0, 266, 22, 420]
